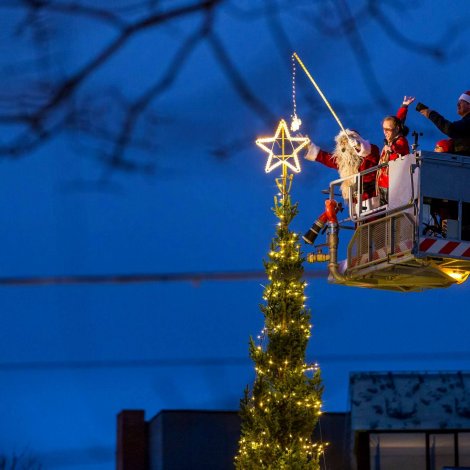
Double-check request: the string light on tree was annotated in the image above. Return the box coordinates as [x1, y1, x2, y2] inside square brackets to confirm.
[235, 118, 325, 469]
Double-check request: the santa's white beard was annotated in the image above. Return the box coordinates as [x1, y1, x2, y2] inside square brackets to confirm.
[333, 138, 363, 200]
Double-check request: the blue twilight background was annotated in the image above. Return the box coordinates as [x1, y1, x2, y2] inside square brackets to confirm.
[0, 1, 469, 468]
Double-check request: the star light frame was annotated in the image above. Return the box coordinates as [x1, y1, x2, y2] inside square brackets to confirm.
[256, 119, 310, 174]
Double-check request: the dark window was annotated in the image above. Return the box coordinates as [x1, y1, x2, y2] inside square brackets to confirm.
[429, 433, 455, 469]
[369, 433, 425, 470]
[462, 203, 470, 241]
[360, 431, 470, 470]
[459, 432, 470, 466]
[422, 197, 459, 239]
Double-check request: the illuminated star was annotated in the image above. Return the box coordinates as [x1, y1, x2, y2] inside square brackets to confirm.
[256, 119, 310, 174]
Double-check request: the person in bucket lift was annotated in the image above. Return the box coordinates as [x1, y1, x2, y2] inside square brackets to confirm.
[304, 129, 379, 205]
[302, 128, 379, 245]
[376, 96, 414, 206]
[302, 97, 414, 245]
[434, 139, 454, 153]
[417, 90, 470, 156]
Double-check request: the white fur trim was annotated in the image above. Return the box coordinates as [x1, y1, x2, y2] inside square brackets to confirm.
[459, 93, 470, 104]
[305, 142, 320, 161]
[334, 129, 350, 145]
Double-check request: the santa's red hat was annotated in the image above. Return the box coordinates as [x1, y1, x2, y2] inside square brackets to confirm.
[459, 90, 470, 104]
[435, 139, 454, 153]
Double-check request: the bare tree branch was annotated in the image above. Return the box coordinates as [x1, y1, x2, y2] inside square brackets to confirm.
[0, 0, 223, 158]
[2, 1, 134, 29]
[264, 0, 295, 64]
[0, 0, 466, 173]
[106, 12, 214, 167]
[333, 0, 391, 110]
[43, 0, 222, 114]
[366, 0, 467, 61]
[0, 450, 43, 470]
[207, 30, 275, 125]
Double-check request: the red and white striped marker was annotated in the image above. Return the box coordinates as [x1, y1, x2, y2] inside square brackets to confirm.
[419, 238, 470, 258]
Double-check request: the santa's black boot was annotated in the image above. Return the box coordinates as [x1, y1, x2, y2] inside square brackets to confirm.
[302, 219, 325, 245]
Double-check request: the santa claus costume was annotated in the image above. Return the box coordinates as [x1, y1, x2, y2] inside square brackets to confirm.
[305, 129, 380, 202]
[303, 129, 380, 245]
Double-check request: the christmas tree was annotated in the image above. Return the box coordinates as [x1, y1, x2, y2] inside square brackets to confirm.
[235, 120, 324, 469]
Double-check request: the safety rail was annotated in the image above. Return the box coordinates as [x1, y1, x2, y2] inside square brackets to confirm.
[347, 212, 415, 271]
[327, 164, 385, 224]
[326, 154, 419, 224]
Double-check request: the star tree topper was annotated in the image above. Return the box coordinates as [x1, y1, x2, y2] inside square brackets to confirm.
[256, 119, 310, 175]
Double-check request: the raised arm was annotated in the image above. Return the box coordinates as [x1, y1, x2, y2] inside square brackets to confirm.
[305, 141, 339, 170]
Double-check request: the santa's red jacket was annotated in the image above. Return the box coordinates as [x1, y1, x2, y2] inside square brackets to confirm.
[312, 145, 380, 200]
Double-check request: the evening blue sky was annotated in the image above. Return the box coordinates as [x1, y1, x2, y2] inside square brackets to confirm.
[0, 1, 469, 468]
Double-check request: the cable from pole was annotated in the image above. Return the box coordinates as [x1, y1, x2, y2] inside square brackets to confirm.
[0, 269, 327, 287]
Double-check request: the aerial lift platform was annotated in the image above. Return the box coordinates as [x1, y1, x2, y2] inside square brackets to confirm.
[307, 151, 470, 292]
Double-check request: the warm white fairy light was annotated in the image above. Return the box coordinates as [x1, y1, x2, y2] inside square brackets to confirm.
[290, 54, 302, 132]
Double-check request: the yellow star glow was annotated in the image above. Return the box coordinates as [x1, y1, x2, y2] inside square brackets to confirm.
[256, 119, 310, 174]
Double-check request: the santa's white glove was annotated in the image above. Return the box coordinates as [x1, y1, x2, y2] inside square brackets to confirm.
[355, 138, 371, 157]
[348, 138, 360, 149]
[305, 141, 320, 161]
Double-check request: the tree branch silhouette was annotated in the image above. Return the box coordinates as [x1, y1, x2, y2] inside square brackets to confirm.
[0, 0, 224, 160]
[0, 0, 467, 171]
